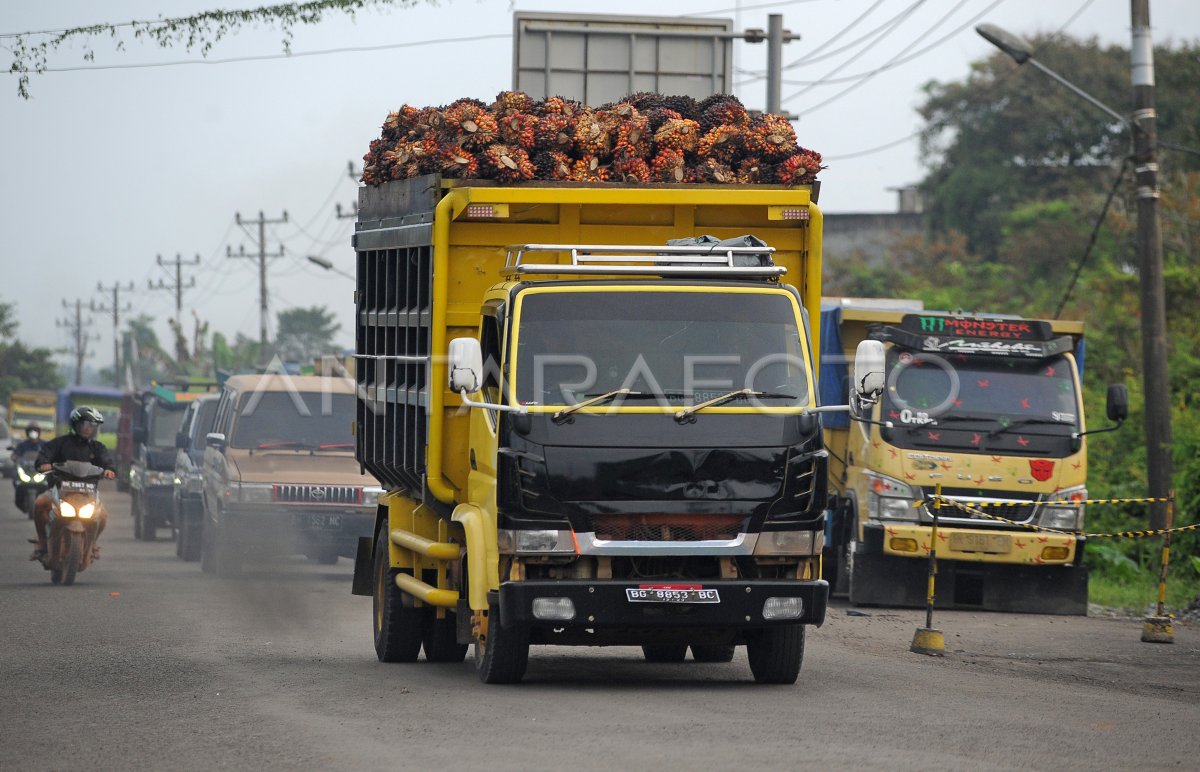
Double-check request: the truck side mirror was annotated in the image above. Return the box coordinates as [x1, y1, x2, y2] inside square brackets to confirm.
[176, 431, 189, 450]
[205, 432, 227, 450]
[853, 340, 886, 401]
[448, 337, 483, 394]
[1106, 384, 1128, 423]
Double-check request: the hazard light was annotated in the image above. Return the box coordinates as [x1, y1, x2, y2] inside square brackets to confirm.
[462, 203, 510, 219]
[767, 205, 810, 221]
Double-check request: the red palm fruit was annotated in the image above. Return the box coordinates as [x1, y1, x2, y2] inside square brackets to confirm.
[491, 90, 535, 116]
[538, 95, 583, 119]
[483, 144, 535, 181]
[735, 157, 767, 184]
[660, 94, 699, 119]
[627, 91, 667, 112]
[497, 112, 539, 150]
[568, 155, 609, 182]
[381, 104, 423, 142]
[699, 99, 750, 132]
[610, 155, 650, 183]
[696, 124, 745, 161]
[649, 148, 689, 182]
[653, 117, 702, 153]
[645, 108, 682, 132]
[747, 113, 798, 159]
[532, 150, 573, 180]
[573, 110, 612, 156]
[691, 157, 736, 184]
[774, 148, 825, 185]
[533, 113, 574, 152]
[443, 102, 498, 148]
[438, 145, 480, 178]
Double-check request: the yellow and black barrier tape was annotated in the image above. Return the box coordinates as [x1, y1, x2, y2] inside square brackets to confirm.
[921, 495, 1195, 540]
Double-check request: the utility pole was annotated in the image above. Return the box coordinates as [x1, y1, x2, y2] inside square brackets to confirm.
[229, 210, 288, 353]
[337, 162, 361, 220]
[1130, 0, 1172, 531]
[149, 253, 200, 328]
[93, 281, 134, 388]
[743, 15, 798, 118]
[57, 299, 96, 386]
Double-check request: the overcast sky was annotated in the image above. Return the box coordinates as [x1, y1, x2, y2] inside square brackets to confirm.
[3, 0, 1198, 371]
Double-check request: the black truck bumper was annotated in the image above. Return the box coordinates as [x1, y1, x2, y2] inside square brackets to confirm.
[498, 579, 827, 639]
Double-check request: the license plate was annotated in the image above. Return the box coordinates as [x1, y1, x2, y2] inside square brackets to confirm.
[61, 481, 96, 494]
[306, 512, 342, 529]
[949, 532, 1012, 554]
[626, 588, 721, 604]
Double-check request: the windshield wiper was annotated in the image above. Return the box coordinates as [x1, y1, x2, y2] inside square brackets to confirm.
[675, 389, 796, 423]
[553, 389, 642, 423]
[986, 417, 1074, 438]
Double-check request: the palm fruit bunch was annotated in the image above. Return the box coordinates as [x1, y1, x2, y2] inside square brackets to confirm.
[360, 91, 824, 186]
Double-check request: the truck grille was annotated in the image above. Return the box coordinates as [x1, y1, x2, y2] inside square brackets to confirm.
[934, 493, 1036, 525]
[273, 484, 363, 506]
[592, 514, 746, 542]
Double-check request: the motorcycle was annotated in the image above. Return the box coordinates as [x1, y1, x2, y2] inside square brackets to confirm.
[40, 461, 106, 586]
[14, 450, 49, 519]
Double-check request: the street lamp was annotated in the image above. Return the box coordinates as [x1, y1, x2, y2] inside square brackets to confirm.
[306, 255, 355, 281]
[976, 17, 1172, 531]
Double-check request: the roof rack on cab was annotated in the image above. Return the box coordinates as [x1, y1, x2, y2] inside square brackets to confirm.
[501, 243, 785, 280]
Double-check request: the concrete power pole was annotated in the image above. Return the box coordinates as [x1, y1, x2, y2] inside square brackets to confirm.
[149, 253, 200, 329]
[56, 299, 96, 386]
[1130, 0, 1172, 531]
[229, 210, 288, 354]
[93, 281, 134, 388]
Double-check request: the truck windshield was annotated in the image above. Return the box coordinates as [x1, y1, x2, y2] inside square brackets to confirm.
[151, 405, 188, 447]
[882, 349, 1079, 454]
[513, 290, 810, 407]
[231, 392, 355, 449]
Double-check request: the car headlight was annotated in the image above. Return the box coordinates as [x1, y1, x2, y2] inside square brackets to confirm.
[1040, 486, 1085, 531]
[239, 482, 274, 504]
[79, 503, 96, 519]
[60, 501, 77, 517]
[866, 473, 920, 522]
[18, 467, 30, 483]
[146, 470, 172, 486]
[362, 487, 384, 508]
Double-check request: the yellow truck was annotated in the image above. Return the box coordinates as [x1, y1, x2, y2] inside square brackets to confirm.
[349, 174, 867, 683]
[819, 300, 1127, 615]
[7, 390, 57, 438]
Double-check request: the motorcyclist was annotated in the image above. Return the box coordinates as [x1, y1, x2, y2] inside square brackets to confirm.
[30, 407, 116, 561]
[11, 422, 46, 508]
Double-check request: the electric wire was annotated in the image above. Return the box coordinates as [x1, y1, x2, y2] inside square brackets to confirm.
[1053, 156, 1130, 319]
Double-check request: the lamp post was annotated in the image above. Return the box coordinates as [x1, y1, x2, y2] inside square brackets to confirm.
[976, 15, 1171, 531]
[306, 255, 355, 281]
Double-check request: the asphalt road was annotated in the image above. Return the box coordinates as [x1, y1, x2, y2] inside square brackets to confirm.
[1, 484, 1198, 771]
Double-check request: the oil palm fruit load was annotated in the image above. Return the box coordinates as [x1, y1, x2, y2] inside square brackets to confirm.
[362, 91, 824, 187]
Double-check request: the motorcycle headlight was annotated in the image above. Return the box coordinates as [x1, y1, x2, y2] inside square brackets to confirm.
[78, 503, 96, 519]
[60, 501, 77, 517]
[18, 468, 31, 482]
[33, 472, 44, 483]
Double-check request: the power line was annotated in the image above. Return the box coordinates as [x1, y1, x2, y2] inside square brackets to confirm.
[93, 281, 134, 387]
[1054, 157, 1130, 319]
[148, 253, 201, 328]
[782, 0, 888, 70]
[228, 210, 288, 351]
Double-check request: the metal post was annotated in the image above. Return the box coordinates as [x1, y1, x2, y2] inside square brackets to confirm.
[1142, 490, 1175, 643]
[911, 483, 945, 655]
[766, 14, 782, 114]
[258, 212, 269, 351]
[1130, 0, 1172, 533]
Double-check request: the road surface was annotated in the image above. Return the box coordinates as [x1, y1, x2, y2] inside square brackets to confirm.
[1, 485, 1197, 770]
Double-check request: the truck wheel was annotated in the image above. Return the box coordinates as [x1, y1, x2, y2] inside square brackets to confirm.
[475, 601, 529, 684]
[642, 644, 688, 663]
[746, 624, 805, 684]
[690, 644, 736, 663]
[372, 531, 423, 663]
[422, 609, 468, 663]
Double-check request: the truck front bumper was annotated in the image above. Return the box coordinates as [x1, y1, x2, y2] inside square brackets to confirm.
[498, 579, 827, 632]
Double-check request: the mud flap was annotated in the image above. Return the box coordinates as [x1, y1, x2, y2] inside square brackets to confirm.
[351, 536, 373, 596]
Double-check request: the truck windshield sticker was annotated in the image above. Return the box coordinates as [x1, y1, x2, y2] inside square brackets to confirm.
[902, 314, 1053, 341]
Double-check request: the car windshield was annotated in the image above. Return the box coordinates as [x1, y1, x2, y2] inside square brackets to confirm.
[151, 404, 188, 447]
[230, 392, 355, 449]
[513, 290, 811, 407]
[882, 350, 1080, 453]
[190, 401, 220, 450]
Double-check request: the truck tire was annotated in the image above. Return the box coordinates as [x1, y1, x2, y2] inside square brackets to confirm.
[642, 644, 688, 663]
[746, 624, 805, 684]
[475, 601, 529, 684]
[422, 609, 468, 663]
[372, 531, 423, 663]
[690, 644, 736, 663]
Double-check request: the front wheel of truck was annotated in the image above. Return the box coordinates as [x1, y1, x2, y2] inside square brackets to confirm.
[372, 531, 423, 663]
[746, 624, 805, 684]
[474, 601, 529, 684]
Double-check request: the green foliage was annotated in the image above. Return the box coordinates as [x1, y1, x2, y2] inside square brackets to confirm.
[8, 0, 430, 98]
[212, 332, 262, 374]
[1084, 540, 1139, 582]
[0, 300, 65, 404]
[274, 306, 341, 363]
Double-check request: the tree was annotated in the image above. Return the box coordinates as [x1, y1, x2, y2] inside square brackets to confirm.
[0, 300, 65, 405]
[274, 306, 342, 363]
[212, 331, 262, 373]
[7, 0, 429, 98]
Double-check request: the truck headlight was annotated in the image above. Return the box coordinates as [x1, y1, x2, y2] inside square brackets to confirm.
[866, 473, 920, 522]
[1040, 486, 1085, 531]
[497, 529, 576, 555]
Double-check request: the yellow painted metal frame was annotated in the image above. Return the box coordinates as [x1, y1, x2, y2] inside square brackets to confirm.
[423, 183, 822, 506]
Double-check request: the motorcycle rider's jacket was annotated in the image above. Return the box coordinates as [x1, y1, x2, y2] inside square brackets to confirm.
[13, 438, 45, 457]
[35, 434, 115, 474]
